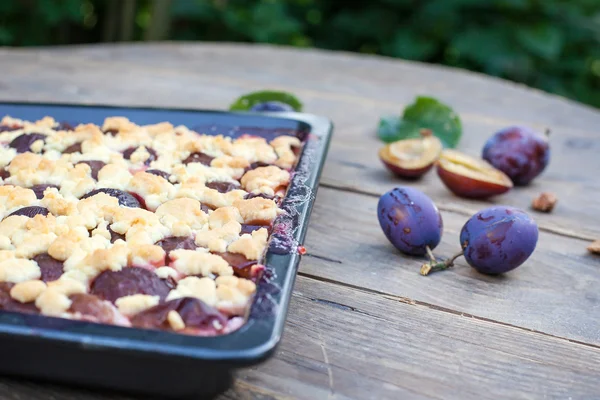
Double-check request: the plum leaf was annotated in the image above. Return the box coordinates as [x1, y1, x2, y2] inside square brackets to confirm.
[229, 90, 303, 112]
[378, 96, 462, 148]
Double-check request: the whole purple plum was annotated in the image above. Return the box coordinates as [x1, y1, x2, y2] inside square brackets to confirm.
[249, 101, 294, 112]
[482, 126, 550, 185]
[460, 206, 538, 274]
[377, 187, 443, 256]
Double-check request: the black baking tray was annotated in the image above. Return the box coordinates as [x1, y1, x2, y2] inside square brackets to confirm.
[0, 102, 333, 398]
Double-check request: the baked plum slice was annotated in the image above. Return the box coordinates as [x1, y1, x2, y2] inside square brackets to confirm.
[131, 297, 227, 332]
[32, 253, 64, 282]
[0, 282, 39, 314]
[68, 293, 130, 326]
[9, 133, 46, 153]
[156, 236, 196, 264]
[107, 226, 125, 243]
[215, 252, 264, 280]
[182, 152, 214, 166]
[76, 160, 106, 181]
[206, 181, 240, 193]
[81, 188, 141, 208]
[0, 124, 23, 133]
[30, 184, 59, 200]
[8, 206, 50, 218]
[91, 267, 174, 303]
[63, 142, 82, 154]
[241, 224, 272, 235]
[123, 146, 158, 166]
[146, 169, 171, 181]
[244, 192, 276, 201]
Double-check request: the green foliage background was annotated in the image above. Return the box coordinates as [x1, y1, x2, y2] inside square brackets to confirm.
[1, 0, 599, 108]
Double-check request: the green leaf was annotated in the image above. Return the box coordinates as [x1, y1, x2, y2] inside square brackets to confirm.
[383, 30, 438, 60]
[229, 90, 303, 112]
[516, 24, 565, 61]
[377, 97, 462, 148]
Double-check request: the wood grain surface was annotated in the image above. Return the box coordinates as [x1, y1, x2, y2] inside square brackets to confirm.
[0, 43, 598, 400]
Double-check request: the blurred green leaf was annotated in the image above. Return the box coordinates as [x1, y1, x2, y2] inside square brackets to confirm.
[0, 0, 598, 109]
[229, 90, 303, 112]
[516, 23, 564, 60]
[383, 30, 437, 60]
[377, 97, 462, 148]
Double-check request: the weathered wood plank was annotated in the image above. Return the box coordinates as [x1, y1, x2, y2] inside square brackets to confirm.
[7, 44, 599, 133]
[0, 48, 597, 238]
[1, 276, 599, 400]
[301, 187, 600, 345]
[225, 276, 600, 400]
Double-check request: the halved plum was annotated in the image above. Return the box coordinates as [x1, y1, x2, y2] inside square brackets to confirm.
[436, 150, 513, 199]
[379, 131, 442, 179]
[90, 267, 174, 303]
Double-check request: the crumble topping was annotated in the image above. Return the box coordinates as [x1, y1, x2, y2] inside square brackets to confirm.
[0, 258, 41, 283]
[10, 280, 47, 303]
[233, 197, 282, 224]
[167, 276, 218, 305]
[241, 166, 290, 195]
[0, 114, 303, 336]
[228, 228, 269, 260]
[115, 294, 160, 316]
[169, 250, 233, 277]
[271, 135, 301, 169]
[167, 310, 186, 330]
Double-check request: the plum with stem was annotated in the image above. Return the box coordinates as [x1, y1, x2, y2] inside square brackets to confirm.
[421, 206, 538, 275]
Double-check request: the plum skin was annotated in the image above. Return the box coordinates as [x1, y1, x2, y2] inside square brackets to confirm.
[377, 187, 443, 256]
[482, 126, 550, 185]
[460, 206, 538, 275]
[250, 101, 293, 112]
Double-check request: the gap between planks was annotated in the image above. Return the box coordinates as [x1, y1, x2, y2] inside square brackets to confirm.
[296, 272, 600, 351]
[319, 181, 596, 242]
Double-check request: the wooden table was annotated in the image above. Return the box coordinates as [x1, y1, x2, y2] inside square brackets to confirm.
[0, 43, 599, 400]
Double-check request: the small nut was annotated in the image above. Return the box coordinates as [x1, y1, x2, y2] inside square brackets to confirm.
[587, 240, 600, 255]
[532, 192, 557, 213]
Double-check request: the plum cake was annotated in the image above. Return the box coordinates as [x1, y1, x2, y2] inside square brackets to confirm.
[0, 115, 302, 336]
